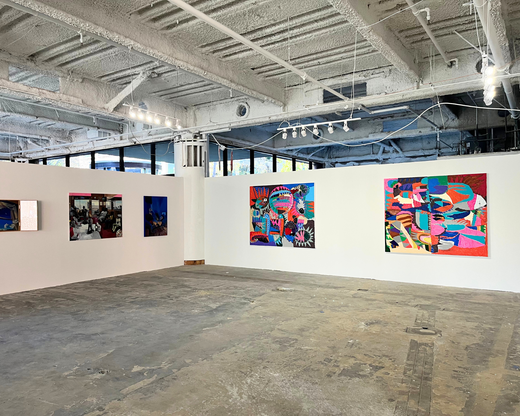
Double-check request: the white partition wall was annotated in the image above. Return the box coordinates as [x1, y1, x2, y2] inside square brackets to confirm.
[0, 162, 184, 295]
[205, 153, 520, 293]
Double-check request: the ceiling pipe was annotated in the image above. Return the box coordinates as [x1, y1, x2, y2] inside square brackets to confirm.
[359, 104, 440, 129]
[473, 0, 520, 119]
[404, 0, 452, 65]
[165, 0, 351, 103]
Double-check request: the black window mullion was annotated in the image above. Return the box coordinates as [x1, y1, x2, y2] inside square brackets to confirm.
[223, 148, 228, 176]
[91, 151, 95, 169]
[250, 149, 254, 175]
[151, 143, 156, 175]
[119, 147, 125, 172]
[273, 154, 277, 173]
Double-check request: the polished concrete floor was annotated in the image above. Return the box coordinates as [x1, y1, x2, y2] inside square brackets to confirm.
[1, 266, 519, 416]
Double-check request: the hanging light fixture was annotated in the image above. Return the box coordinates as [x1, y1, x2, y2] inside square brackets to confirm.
[327, 123, 334, 134]
[482, 53, 496, 106]
[146, 113, 154, 123]
[154, 114, 161, 125]
[137, 111, 145, 121]
[301, 127, 307, 137]
[292, 128, 298, 139]
[343, 120, 350, 132]
[165, 118, 173, 128]
[129, 107, 137, 119]
[313, 125, 319, 136]
[282, 129, 288, 140]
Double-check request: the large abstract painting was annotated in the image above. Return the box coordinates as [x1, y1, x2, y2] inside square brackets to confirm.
[385, 174, 487, 256]
[70, 193, 122, 241]
[144, 196, 167, 237]
[250, 183, 315, 248]
[0, 200, 20, 231]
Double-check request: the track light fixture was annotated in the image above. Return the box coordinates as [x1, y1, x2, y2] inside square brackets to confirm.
[292, 128, 298, 139]
[313, 125, 319, 136]
[124, 104, 182, 129]
[282, 129, 288, 140]
[343, 120, 350, 132]
[327, 123, 334, 134]
[276, 117, 361, 137]
[301, 127, 307, 137]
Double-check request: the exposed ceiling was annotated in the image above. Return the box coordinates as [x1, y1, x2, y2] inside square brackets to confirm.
[0, 0, 519, 164]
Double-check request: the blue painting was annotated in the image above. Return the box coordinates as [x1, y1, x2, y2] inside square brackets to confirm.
[144, 196, 167, 237]
[0, 200, 20, 231]
[250, 183, 315, 248]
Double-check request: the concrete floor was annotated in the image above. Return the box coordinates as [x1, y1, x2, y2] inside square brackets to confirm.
[1, 266, 519, 416]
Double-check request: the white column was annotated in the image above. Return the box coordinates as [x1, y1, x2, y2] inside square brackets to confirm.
[174, 134, 206, 263]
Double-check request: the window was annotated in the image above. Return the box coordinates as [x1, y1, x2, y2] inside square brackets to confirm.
[295, 160, 309, 171]
[124, 145, 151, 174]
[208, 141, 224, 177]
[254, 151, 273, 175]
[228, 147, 250, 176]
[47, 157, 65, 167]
[277, 156, 292, 172]
[155, 142, 175, 175]
[70, 153, 92, 169]
[96, 149, 120, 171]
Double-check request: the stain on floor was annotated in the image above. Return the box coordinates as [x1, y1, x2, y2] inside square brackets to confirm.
[0, 265, 519, 415]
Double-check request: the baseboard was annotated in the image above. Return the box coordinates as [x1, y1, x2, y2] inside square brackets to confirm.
[184, 260, 205, 266]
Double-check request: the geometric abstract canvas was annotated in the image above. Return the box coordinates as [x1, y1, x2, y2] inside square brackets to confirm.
[250, 183, 315, 248]
[144, 196, 167, 237]
[385, 174, 487, 256]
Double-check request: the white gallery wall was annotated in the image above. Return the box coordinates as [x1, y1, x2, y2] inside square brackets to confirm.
[205, 152, 520, 292]
[0, 162, 184, 295]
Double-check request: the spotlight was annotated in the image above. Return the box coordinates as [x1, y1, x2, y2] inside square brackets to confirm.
[176, 121, 182, 130]
[484, 77, 495, 86]
[154, 115, 161, 124]
[485, 66, 495, 77]
[327, 123, 334, 134]
[129, 107, 137, 118]
[301, 127, 307, 137]
[165, 118, 173, 128]
[313, 125, 319, 136]
[343, 120, 350, 132]
[292, 128, 298, 139]
[146, 113, 153, 123]
[137, 111, 145, 120]
[282, 129, 288, 140]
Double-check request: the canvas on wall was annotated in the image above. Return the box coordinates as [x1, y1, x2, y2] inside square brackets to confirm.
[250, 183, 315, 248]
[144, 196, 167, 237]
[0, 200, 20, 231]
[0, 200, 39, 232]
[385, 174, 487, 256]
[70, 193, 122, 241]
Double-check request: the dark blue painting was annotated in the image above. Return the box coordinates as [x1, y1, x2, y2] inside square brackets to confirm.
[144, 196, 167, 237]
[0, 200, 20, 231]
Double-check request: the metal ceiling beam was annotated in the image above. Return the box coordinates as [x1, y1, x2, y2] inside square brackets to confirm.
[104, 72, 149, 113]
[165, 0, 351, 103]
[0, 0, 285, 106]
[0, 96, 122, 132]
[327, 0, 420, 79]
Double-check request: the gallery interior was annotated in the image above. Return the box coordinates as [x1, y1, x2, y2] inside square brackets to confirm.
[1, 0, 520, 414]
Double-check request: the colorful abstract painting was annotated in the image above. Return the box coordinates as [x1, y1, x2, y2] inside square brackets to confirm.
[144, 196, 167, 237]
[250, 183, 315, 248]
[70, 193, 122, 241]
[385, 174, 487, 256]
[0, 200, 20, 231]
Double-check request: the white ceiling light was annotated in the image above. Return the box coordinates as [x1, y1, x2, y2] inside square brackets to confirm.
[137, 111, 145, 120]
[165, 118, 173, 128]
[343, 120, 350, 132]
[154, 114, 161, 124]
[301, 127, 307, 137]
[327, 123, 334, 134]
[129, 107, 137, 119]
[292, 128, 298, 139]
[282, 129, 288, 140]
[146, 113, 154, 123]
[313, 125, 319, 136]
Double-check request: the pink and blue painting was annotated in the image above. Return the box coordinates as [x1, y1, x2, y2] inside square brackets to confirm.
[385, 174, 487, 256]
[144, 196, 167, 237]
[250, 183, 315, 248]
